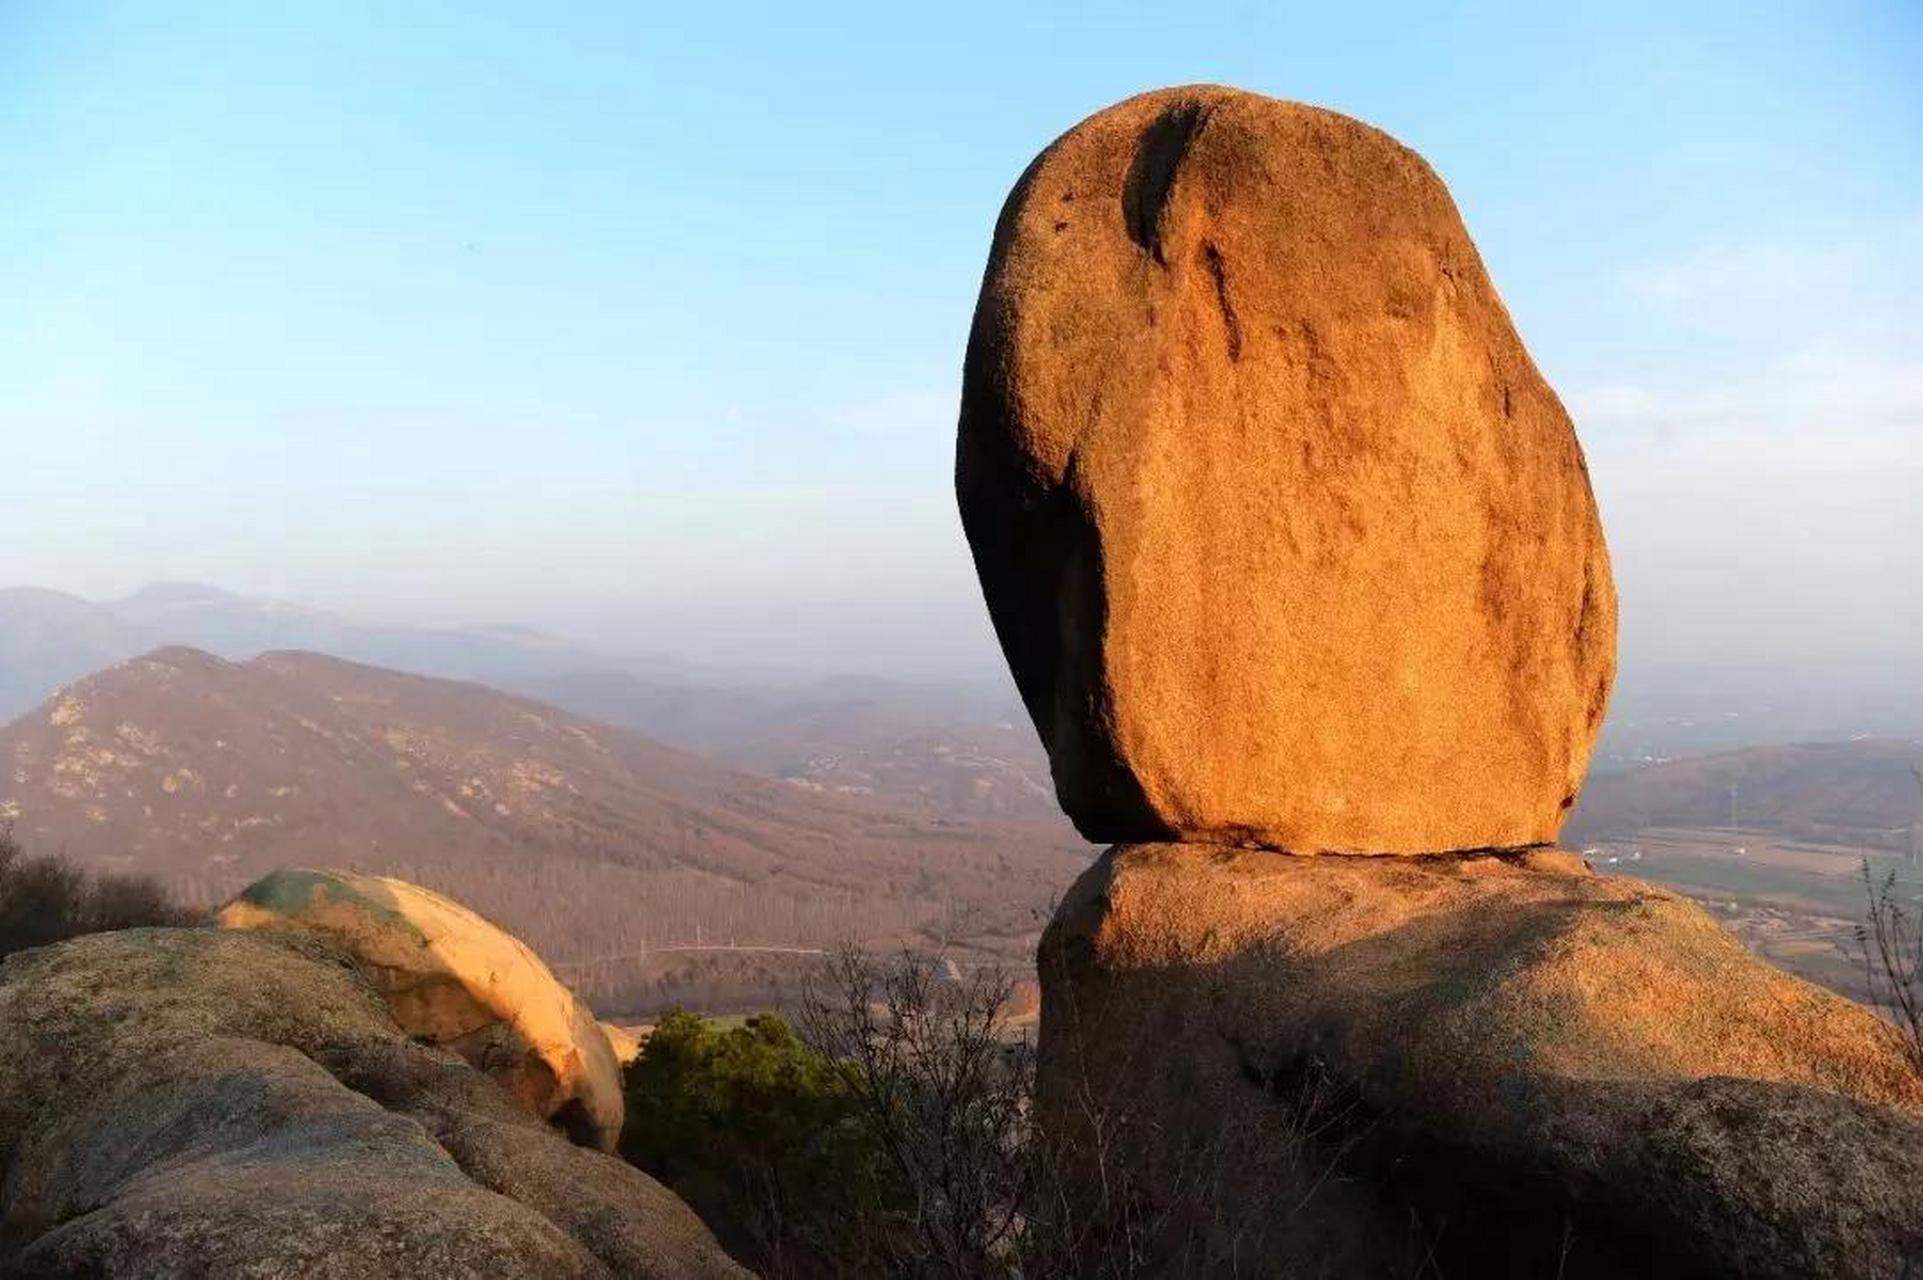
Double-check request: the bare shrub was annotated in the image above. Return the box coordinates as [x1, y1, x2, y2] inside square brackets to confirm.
[617, 944, 1347, 1276]
[797, 947, 1034, 1276]
[0, 825, 196, 960]
[798, 946, 1346, 1278]
[1856, 861, 1923, 1072]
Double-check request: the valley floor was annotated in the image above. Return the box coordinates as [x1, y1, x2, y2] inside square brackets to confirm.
[1584, 825, 1919, 1002]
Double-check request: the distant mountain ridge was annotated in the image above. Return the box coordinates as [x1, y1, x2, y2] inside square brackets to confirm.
[1568, 737, 1923, 852]
[8, 582, 1921, 827]
[502, 668, 1059, 821]
[0, 582, 691, 718]
[0, 583, 1058, 819]
[0, 646, 1087, 1001]
[0, 588, 161, 722]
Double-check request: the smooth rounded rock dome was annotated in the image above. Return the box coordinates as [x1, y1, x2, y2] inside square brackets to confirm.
[218, 867, 625, 1152]
[957, 84, 1617, 853]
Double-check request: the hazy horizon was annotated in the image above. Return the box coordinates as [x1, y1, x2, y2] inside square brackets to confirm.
[10, 576, 1923, 702]
[5, 3, 1919, 679]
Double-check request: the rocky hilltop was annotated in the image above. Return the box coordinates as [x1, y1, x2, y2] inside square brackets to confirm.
[960, 86, 1923, 1277]
[1, 80, 1912, 1280]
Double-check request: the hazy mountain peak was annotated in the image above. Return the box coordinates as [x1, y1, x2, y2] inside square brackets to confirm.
[114, 582, 257, 611]
[0, 585, 96, 609]
[136, 644, 235, 668]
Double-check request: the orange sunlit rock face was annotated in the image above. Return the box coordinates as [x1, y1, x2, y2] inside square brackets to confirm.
[958, 85, 1616, 854]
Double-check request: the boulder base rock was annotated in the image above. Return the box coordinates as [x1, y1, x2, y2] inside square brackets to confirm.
[957, 85, 1616, 853]
[1038, 845, 1923, 1277]
[0, 926, 744, 1279]
[218, 868, 623, 1152]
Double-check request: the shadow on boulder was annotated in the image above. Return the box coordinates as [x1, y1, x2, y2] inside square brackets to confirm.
[1038, 844, 1923, 1278]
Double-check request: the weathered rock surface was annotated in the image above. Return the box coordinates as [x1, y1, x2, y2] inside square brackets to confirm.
[0, 926, 746, 1279]
[218, 867, 623, 1151]
[1038, 845, 1923, 1277]
[957, 85, 1616, 853]
[602, 1021, 646, 1067]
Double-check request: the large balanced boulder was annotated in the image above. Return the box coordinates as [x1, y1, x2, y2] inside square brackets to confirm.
[1039, 845, 1923, 1277]
[218, 868, 624, 1152]
[957, 85, 1616, 853]
[0, 926, 745, 1279]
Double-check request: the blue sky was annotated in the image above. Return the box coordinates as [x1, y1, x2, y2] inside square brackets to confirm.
[2, 1, 1919, 676]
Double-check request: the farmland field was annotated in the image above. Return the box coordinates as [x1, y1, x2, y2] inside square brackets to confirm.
[1580, 825, 1923, 1001]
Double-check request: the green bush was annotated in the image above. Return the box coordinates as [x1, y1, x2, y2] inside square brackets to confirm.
[620, 1010, 899, 1274]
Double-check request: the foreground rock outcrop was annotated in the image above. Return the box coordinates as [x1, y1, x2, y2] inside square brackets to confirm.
[218, 867, 624, 1152]
[0, 926, 745, 1279]
[957, 84, 1615, 854]
[967, 85, 1923, 1280]
[1040, 846, 1923, 1276]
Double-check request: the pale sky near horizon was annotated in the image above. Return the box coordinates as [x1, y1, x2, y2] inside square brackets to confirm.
[3, 2, 1919, 679]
